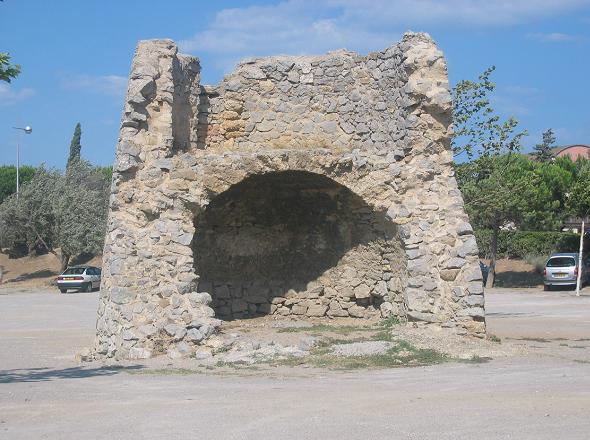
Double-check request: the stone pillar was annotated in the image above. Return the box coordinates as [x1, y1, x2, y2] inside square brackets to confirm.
[391, 33, 485, 334]
[95, 40, 219, 360]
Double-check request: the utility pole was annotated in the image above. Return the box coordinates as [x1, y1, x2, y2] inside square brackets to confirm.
[576, 220, 585, 297]
[12, 125, 32, 200]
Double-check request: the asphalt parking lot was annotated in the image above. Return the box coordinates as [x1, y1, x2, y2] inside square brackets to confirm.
[1, 287, 589, 440]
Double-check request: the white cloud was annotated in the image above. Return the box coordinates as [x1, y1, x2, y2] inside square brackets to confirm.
[179, 1, 395, 74]
[527, 32, 583, 42]
[0, 83, 35, 107]
[329, 0, 590, 26]
[60, 74, 127, 97]
[179, 0, 590, 69]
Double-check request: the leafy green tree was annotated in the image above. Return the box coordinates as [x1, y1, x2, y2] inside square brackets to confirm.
[457, 155, 542, 286]
[54, 160, 110, 269]
[95, 166, 113, 183]
[0, 162, 110, 270]
[452, 66, 527, 159]
[533, 128, 556, 163]
[567, 158, 590, 218]
[0, 167, 59, 255]
[0, 52, 20, 83]
[67, 123, 82, 167]
[527, 158, 574, 229]
[452, 66, 528, 287]
[0, 165, 36, 204]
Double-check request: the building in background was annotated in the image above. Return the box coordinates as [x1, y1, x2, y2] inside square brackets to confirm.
[552, 144, 590, 161]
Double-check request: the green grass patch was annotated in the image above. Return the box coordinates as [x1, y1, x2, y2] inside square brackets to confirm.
[126, 368, 199, 376]
[459, 355, 492, 364]
[277, 323, 374, 335]
[277, 317, 400, 336]
[487, 334, 501, 343]
[265, 339, 448, 370]
[516, 337, 549, 343]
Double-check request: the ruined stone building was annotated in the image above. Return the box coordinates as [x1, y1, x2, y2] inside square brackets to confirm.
[95, 32, 485, 359]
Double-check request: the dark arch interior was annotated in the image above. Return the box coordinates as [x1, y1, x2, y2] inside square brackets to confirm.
[193, 171, 403, 320]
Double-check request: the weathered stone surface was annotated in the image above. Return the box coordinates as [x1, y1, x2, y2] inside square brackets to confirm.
[94, 33, 485, 359]
[306, 304, 328, 317]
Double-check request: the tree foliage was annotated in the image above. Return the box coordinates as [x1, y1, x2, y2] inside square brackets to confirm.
[452, 66, 528, 159]
[532, 128, 556, 163]
[67, 123, 82, 167]
[0, 161, 110, 269]
[0, 165, 36, 204]
[452, 66, 528, 286]
[566, 158, 590, 218]
[0, 52, 20, 83]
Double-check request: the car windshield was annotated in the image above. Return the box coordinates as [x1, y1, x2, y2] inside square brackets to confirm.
[546, 257, 576, 267]
[63, 268, 86, 275]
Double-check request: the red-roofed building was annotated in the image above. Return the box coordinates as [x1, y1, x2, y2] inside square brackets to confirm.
[553, 144, 590, 161]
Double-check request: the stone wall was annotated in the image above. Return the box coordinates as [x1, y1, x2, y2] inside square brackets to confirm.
[95, 33, 485, 360]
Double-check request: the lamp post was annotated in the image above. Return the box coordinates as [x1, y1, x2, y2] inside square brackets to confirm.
[12, 125, 32, 200]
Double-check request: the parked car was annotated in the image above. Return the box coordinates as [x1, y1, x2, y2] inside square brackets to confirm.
[56, 266, 101, 293]
[543, 253, 590, 291]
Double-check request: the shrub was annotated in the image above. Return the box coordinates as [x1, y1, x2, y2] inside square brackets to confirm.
[474, 229, 581, 259]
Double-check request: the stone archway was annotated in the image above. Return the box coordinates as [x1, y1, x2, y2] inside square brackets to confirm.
[193, 170, 407, 321]
[94, 34, 486, 360]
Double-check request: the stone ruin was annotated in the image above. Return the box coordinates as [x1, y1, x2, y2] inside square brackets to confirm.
[94, 32, 485, 360]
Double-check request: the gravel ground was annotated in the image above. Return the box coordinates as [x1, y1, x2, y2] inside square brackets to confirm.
[1, 286, 590, 439]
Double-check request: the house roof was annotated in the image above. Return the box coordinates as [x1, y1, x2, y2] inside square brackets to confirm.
[552, 144, 590, 159]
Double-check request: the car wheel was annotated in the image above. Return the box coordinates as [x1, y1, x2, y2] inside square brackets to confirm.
[84, 282, 93, 293]
[59, 288, 67, 294]
[543, 284, 550, 291]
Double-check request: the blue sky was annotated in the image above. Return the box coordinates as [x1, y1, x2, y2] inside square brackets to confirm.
[1, 0, 589, 168]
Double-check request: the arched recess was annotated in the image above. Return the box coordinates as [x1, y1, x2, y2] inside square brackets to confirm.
[192, 170, 407, 320]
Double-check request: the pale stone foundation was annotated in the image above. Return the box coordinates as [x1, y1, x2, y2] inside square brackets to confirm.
[95, 32, 485, 360]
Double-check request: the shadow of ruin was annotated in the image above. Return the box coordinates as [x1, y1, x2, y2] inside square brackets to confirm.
[194, 170, 405, 320]
[95, 32, 485, 360]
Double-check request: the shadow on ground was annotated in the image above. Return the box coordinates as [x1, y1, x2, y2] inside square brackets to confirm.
[494, 271, 543, 288]
[0, 365, 144, 383]
[6, 269, 58, 283]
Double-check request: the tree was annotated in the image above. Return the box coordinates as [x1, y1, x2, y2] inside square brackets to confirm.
[452, 66, 526, 160]
[0, 165, 36, 204]
[567, 158, 590, 218]
[0, 167, 60, 256]
[0, 52, 20, 83]
[533, 128, 556, 163]
[452, 67, 528, 287]
[0, 162, 110, 270]
[95, 166, 113, 183]
[67, 123, 82, 167]
[54, 160, 110, 269]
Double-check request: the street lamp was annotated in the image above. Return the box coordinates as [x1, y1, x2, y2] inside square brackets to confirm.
[12, 125, 32, 200]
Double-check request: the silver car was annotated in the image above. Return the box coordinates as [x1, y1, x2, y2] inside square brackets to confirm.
[543, 253, 590, 291]
[56, 266, 101, 293]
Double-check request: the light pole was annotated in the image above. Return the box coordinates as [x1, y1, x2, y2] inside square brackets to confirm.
[12, 125, 32, 200]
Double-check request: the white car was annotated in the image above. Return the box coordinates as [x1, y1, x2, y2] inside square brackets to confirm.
[56, 266, 101, 293]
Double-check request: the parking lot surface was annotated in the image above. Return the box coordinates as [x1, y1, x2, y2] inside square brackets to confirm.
[1, 287, 589, 440]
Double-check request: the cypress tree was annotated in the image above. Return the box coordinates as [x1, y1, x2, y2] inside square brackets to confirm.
[67, 122, 82, 167]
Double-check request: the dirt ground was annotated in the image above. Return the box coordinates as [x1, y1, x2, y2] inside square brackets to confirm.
[493, 258, 543, 287]
[0, 252, 102, 289]
[0, 253, 542, 291]
[1, 286, 590, 439]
